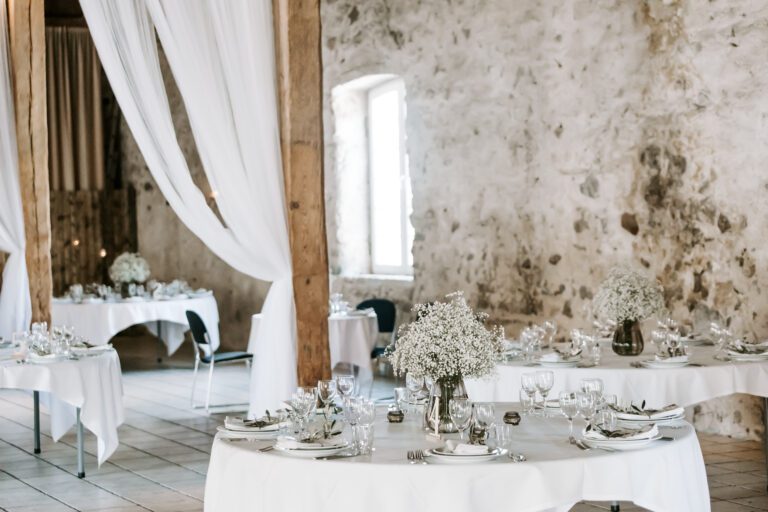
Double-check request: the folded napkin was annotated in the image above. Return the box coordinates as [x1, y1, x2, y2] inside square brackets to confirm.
[443, 440, 490, 455]
[224, 415, 281, 432]
[612, 403, 684, 420]
[275, 436, 343, 450]
[583, 423, 658, 441]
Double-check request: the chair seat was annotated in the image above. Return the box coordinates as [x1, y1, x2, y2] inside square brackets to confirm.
[201, 351, 253, 364]
[371, 346, 387, 359]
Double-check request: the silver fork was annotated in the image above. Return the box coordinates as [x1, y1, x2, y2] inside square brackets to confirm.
[407, 450, 426, 464]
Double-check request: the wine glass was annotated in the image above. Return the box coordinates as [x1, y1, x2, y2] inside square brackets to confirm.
[576, 391, 597, 428]
[559, 391, 579, 444]
[534, 371, 554, 415]
[317, 380, 337, 422]
[474, 402, 496, 431]
[393, 387, 408, 412]
[406, 374, 424, 398]
[542, 320, 557, 350]
[449, 398, 472, 440]
[336, 375, 355, 400]
[580, 378, 604, 406]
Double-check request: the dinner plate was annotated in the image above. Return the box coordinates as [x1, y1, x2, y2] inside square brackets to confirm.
[425, 447, 506, 464]
[639, 360, 689, 369]
[274, 443, 348, 459]
[582, 433, 662, 451]
[216, 425, 279, 440]
[538, 359, 580, 368]
[728, 353, 768, 362]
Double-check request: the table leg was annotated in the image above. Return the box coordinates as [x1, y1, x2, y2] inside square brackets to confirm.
[764, 397, 768, 492]
[156, 320, 163, 364]
[610, 502, 620, 511]
[76, 408, 85, 478]
[33, 391, 40, 454]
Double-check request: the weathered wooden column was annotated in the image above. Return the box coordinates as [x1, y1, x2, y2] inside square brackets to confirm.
[272, 0, 331, 385]
[7, 0, 52, 324]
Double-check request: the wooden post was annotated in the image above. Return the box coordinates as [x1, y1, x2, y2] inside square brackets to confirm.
[272, 0, 330, 386]
[7, 0, 52, 324]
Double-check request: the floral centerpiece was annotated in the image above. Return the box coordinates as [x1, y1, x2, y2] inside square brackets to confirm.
[109, 252, 151, 296]
[592, 267, 664, 356]
[388, 291, 504, 432]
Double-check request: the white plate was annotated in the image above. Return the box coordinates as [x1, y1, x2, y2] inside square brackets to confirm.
[426, 447, 505, 464]
[615, 411, 685, 423]
[539, 359, 580, 368]
[216, 426, 278, 440]
[274, 443, 348, 458]
[639, 360, 689, 369]
[582, 433, 662, 451]
[27, 354, 66, 364]
[728, 353, 768, 362]
[122, 297, 146, 303]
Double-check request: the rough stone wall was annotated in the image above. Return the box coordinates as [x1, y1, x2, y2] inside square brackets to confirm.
[322, 0, 768, 438]
[121, 53, 269, 351]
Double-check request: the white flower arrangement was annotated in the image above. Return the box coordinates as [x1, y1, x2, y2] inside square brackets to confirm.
[388, 291, 504, 382]
[592, 267, 664, 323]
[109, 252, 151, 284]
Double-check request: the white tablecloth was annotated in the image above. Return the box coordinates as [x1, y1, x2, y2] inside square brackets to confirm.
[467, 345, 768, 407]
[205, 406, 709, 511]
[248, 312, 379, 372]
[52, 295, 220, 355]
[0, 350, 124, 464]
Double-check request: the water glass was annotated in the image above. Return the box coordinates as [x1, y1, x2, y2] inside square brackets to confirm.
[353, 424, 375, 455]
[449, 398, 472, 440]
[496, 424, 514, 455]
[595, 409, 617, 431]
[519, 389, 535, 416]
[393, 387, 408, 412]
[559, 392, 579, 443]
[357, 399, 376, 426]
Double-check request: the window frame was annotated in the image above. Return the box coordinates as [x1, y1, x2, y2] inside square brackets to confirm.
[367, 78, 413, 276]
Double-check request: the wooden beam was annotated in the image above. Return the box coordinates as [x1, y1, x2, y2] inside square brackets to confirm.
[272, 0, 330, 386]
[7, 0, 52, 324]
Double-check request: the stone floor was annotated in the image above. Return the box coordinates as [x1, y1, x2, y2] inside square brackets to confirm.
[0, 333, 764, 511]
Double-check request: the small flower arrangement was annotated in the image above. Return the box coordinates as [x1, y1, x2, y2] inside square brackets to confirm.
[109, 252, 151, 284]
[387, 291, 504, 381]
[592, 267, 664, 323]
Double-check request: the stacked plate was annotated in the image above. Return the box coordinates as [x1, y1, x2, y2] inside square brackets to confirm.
[582, 423, 661, 451]
[273, 436, 348, 458]
[537, 352, 580, 368]
[614, 404, 685, 425]
[639, 355, 689, 369]
[71, 344, 114, 357]
[426, 442, 505, 464]
[727, 344, 768, 362]
[217, 416, 283, 440]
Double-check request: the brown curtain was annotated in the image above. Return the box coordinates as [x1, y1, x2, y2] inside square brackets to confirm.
[46, 26, 104, 191]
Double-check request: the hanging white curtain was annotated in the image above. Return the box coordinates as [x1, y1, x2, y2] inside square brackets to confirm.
[79, 0, 296, 416]
[0, 5, 32, 340]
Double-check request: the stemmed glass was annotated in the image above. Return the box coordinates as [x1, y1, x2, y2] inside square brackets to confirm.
[317, 380, 337, 435]
[534, 371, 554, 415]
[521, 373, 538, 413]
[542, 320, 557, 350]
[580, 378, 603, 406]
[336, 375, 356, 401]
[449, 398, 472, 441]
[344, 397, 363, 453]
[576, 391, 597, 429]
[559, 391, 579, 444]
[474, 402, 496, 433]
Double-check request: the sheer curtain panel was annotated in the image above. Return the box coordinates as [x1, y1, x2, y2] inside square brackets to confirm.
[0, 6, 32, 339]
[80, 0, 296, 415]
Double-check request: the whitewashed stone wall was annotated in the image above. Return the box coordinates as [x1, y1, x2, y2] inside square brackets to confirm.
[322, 0, 768, 438]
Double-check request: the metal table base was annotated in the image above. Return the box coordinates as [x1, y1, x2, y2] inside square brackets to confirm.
[33, 391, 86, 478]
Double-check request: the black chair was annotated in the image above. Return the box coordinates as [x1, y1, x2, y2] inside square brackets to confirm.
[186, 310, 252, 413]
[356, 298, 396, 360]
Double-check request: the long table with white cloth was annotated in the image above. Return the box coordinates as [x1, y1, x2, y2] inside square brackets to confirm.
[52, 295, 220, 355]
[0, 349, 123, 475]
[205, 405, 709, 511]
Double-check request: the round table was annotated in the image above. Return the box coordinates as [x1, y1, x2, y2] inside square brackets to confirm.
[0, 350, 124, 466]
[466, 345, 768, 408]
[204, 406, 709, 511]
[247, 311, 379, 372]
[52, 295, 220, 355]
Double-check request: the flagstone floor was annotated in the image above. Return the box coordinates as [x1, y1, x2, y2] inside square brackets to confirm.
[0, 333, 764, 511]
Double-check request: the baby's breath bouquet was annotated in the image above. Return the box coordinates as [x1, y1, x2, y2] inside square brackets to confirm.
[389, 291, 504, 381]
[592, 267, 664, 323]
[109, 252, 151, 284]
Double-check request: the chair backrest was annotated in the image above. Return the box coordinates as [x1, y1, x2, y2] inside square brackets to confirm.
[356, 298, 396, 333]
[186, 310, 209, 345]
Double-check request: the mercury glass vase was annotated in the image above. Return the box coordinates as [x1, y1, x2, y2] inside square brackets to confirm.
[612, 319, 644, 356]
[424, 376, 467, 433]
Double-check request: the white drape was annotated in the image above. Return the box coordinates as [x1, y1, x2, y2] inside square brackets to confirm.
[80, 0, 296, 415]
[0, 6, 32, 340]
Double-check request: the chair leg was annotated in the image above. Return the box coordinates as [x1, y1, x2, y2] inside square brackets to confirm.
[205, 359, 215, 414]
[191, 358, 200, 408]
